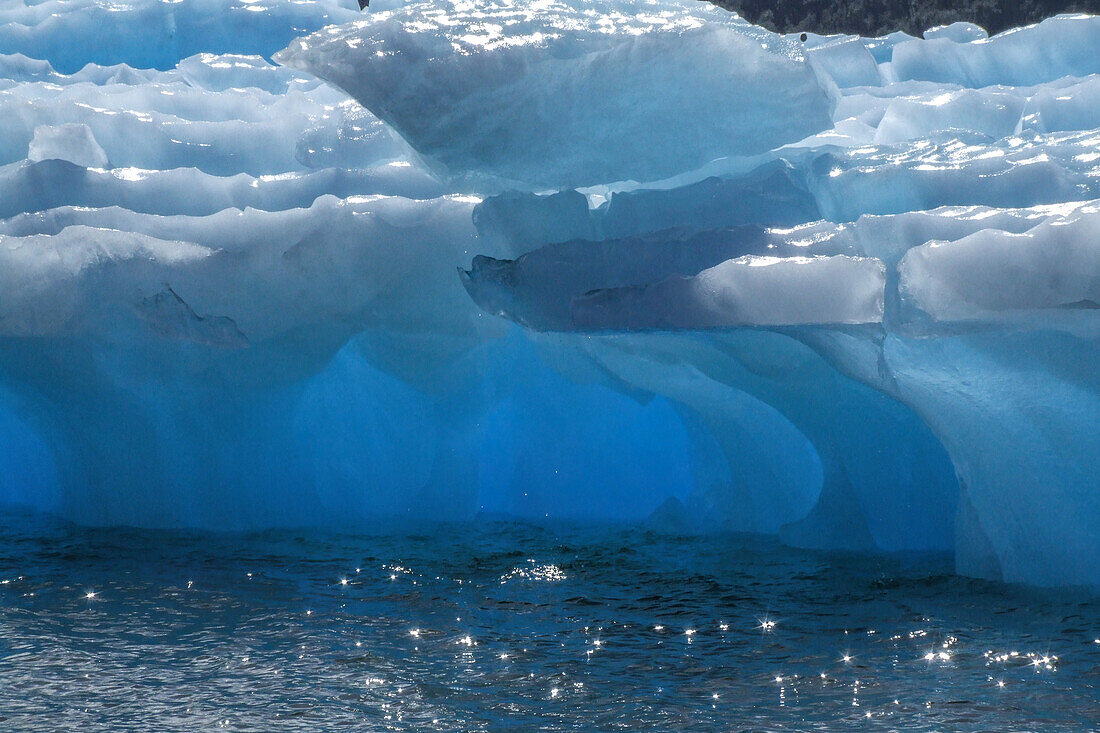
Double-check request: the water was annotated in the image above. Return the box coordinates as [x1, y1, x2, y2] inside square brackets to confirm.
[0, 508, 1097, 731]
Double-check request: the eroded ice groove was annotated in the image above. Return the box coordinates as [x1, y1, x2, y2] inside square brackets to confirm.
[471, 133, 1100, 253]
[0, 159, 446, 218]
[275, 0, 834, 188]
[1, 0, 1099, 587]
[0, 51, 415, 175]
[0, 46, 453, 214]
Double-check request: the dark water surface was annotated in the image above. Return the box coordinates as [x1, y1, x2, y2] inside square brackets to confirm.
[0, 508, 1097, 731]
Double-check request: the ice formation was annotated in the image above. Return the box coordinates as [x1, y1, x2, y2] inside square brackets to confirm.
[0, 0, 1098, 586]
[274, 0, 833, 188]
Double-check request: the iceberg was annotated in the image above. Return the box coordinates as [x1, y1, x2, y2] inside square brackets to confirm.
[0, 0, 1098, 587]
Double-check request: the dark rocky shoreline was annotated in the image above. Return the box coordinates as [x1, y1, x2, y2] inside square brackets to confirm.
[709, 0, 1100, 37]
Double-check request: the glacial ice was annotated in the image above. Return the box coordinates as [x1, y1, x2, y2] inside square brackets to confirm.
[922, 22, 988, 43]
[0, 0, 362, 73]
[889, 15, 1100, 87]
[274, 0, 834, 188]
[27, 123, 109, 168]
[571, 254, 887, 330]
[0, 0, 1098, 587]
[899, 206, 1100, 320]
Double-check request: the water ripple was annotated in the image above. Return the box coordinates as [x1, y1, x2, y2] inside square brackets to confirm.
[0, 508, 1097, 731]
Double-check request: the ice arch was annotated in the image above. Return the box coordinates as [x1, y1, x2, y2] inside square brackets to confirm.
[563, 330, 959, 553]
[476, 333, 824, 528]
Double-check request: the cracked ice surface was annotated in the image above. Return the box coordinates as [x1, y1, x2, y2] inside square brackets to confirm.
[0, 0, 1099, 587]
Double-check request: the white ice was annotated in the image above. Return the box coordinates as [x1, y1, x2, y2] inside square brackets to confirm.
[275, 0, 833, 188]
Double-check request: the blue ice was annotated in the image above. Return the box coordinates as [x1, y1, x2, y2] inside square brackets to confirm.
[1, 0, 1099, 587]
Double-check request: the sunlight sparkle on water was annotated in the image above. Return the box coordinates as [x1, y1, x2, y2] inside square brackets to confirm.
[1, 518, 1097, 730]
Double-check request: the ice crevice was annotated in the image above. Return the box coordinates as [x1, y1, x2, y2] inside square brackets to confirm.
[0, 0, 1098, 587]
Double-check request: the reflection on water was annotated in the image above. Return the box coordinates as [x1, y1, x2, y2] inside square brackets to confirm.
[0, 507, 1097, 731]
